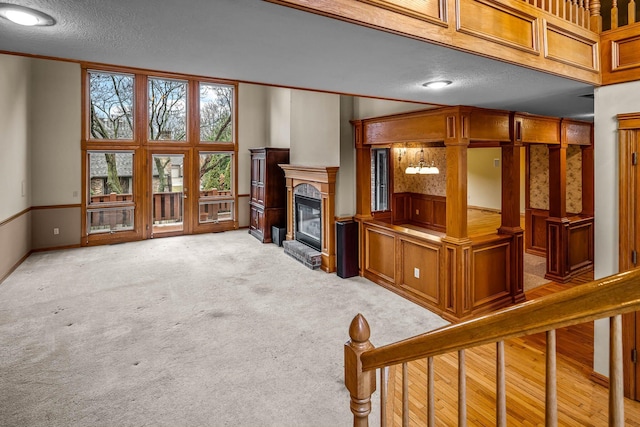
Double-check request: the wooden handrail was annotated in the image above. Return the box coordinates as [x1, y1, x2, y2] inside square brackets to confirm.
[359, 268, 640, 371]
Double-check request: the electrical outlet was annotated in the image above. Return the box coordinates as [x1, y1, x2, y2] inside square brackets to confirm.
[415, 209, 419, 215]
[73, 191, 78, 198]
[414, 267, 420, 279]
[53, 228, 59, 235]
[494, 158, 500, 168]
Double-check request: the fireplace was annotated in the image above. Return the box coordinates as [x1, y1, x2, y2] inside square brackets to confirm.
[280, 165, 339, 273]
[295, 195, 322, 251]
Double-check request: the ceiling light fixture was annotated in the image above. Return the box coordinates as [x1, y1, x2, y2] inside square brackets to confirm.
[422, 80, 452, 89]
[405, 148, 439, 175]
[0, 3, 55, 26]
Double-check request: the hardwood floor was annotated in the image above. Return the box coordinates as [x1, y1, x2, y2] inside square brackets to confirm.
[386, 337, 640, 426]
[466, 208, 524, 237]
[384, 213, 640, 425]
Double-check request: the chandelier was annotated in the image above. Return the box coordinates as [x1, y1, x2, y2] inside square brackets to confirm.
[404, 147, 439, 175]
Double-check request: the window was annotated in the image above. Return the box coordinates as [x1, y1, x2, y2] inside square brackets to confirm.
[88, 71, 134, 140]
[148, 77, 188, 141]
[198, 152, 234, 223]
[372, 148, 389, 212]
[199, 83, 233, 143]
[87, 151, 135, 234]
[83, 65, 238, 245]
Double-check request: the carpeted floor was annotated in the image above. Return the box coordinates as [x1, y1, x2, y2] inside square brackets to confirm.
[523, 252, 549, 291]
[0, 231, 449, 427]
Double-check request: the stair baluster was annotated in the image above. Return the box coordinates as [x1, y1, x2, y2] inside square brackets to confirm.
[546, 330, 558, 426]
[610, 315, 624, 426]
[427, 357, 435, 427]
[497, 341, 507, 427]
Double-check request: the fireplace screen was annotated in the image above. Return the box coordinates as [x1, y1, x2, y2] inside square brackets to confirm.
[295, 195, 321, 251]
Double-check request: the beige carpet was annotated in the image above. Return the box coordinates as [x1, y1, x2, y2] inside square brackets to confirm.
[0, 230, 448, 427]
[523, 252, 550, 291]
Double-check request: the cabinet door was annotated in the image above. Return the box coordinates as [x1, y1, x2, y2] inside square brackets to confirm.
[250, 205, 265, 234]
[251, 155, 266, 206]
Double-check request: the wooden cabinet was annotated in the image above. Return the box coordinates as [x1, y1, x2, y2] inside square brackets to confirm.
[249, 147, 289, 243]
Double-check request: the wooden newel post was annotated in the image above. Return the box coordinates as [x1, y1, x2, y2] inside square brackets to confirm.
[345, 314, 376, 427]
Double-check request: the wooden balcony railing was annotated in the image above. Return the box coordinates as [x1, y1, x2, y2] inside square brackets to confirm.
[344, 268, 640, 426]
[269, 0, 640, 86]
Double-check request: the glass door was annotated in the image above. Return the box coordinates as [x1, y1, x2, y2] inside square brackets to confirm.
[150, 153, 187, 236]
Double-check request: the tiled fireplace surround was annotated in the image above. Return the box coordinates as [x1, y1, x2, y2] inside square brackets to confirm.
[279, 165, 339, 273]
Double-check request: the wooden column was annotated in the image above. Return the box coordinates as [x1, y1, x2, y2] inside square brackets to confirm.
[499, 133, 525, 303]
[581, 142, 595, 217]
[353, 120, 373, 277]
[545, 140, 570, 282]
[442, 109, 473, 319]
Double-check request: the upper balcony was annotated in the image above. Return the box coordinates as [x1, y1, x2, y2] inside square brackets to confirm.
[266, 0, 640, 87]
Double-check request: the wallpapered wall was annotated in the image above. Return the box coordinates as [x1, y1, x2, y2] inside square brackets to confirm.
[529, 144, 583, 213]
[392, 147, 446, 196]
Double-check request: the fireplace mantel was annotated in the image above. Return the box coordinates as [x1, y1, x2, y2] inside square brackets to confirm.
[280, 165, 339, 273]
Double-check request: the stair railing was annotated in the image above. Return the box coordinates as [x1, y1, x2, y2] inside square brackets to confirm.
[344, 268, 640, 426]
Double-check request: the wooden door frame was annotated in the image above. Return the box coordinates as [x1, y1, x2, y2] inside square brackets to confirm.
[618, 112, 640, 400]
[146, 148, 193, 239]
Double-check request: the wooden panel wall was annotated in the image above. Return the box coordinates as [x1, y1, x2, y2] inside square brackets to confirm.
[457, 0, 539, 53]
[526, 208, 549, 256]
[602, 23, 640, 85]
[568, 218, 594, 273]
[471, 236, 511, 310]
[358, 0, 446, 24]
[362, 220, 519, 321]
[544, 22, 599, 71]
[364, 226, 396, 285]
[399, 238, 442, 306]
[392, 193, 447, 231]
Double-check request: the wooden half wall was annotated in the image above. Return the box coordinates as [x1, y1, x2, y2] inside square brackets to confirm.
[353, 106, 592, 320]
[521, 113, 594, 282]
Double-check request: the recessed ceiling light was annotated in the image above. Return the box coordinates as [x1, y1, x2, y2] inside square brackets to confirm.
[422, 80, 452, 89]
[0, 3, 55, 26]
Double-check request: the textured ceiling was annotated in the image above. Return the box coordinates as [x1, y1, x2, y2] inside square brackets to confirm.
[0, 0, 594, 119]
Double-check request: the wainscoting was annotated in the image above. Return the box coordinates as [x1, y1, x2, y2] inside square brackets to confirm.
[361, 219, 520, 321]
[0, 209, 31, 283]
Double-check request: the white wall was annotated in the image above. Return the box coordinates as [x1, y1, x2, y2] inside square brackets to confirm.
[593, 80, 640, 376]
[267, 87, 291, 148]
[238, 83, 268, 195]
[467, 148, 502, 210]
[30, 59, 81, 206]
[337, 95, 355, 217]
[238, 83, 269, 228]
[0, 54, 30, 221]
[290, 90, 340, 166]
[353, 97, 428, 119]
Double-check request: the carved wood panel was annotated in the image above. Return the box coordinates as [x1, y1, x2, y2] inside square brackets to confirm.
[456, 0, 539, 53]
[399, 239, 441, 306]
[358, 0, 447, 25]
[365, 226, 396, 283]
[544, 22, 599, 71]
[471, 239, 511, 308]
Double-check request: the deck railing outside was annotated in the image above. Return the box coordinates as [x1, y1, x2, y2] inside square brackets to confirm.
[89, 190, 233, 226]
[344, 268, 640, 426]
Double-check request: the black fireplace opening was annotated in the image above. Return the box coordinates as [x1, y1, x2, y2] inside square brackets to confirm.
[295, 195, 322, 251]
